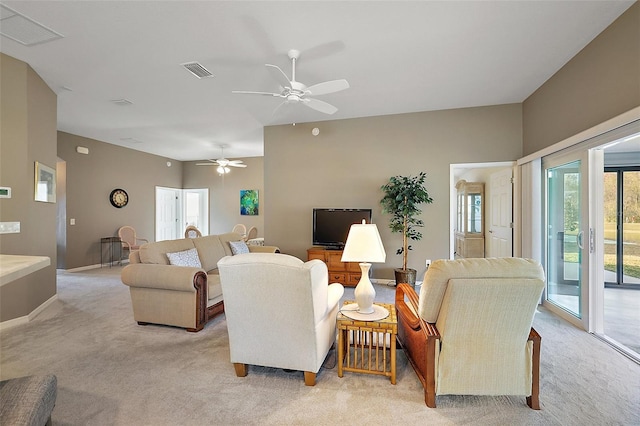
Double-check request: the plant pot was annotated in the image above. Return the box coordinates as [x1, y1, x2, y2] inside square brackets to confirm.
[394, 268, 417, 288]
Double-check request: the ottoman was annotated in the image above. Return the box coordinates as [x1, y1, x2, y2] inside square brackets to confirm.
[0, 375, 57, 426]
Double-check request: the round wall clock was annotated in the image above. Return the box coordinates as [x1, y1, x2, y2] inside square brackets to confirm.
[109, 188, 129, 208]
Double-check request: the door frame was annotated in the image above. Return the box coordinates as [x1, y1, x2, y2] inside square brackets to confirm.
[518, 110, 639, 333]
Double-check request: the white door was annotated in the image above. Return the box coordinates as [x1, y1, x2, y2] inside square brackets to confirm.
[183, 188, 209, 236]
[156, 187, 180, 241]
[488, 168, 513, 257]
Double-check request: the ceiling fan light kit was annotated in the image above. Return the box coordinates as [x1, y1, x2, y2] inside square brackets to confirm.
[233, 48, 350, 116]
[196, 145, 246, 175]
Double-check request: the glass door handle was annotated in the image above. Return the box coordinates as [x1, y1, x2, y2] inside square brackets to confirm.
[577, 230, 584, 250]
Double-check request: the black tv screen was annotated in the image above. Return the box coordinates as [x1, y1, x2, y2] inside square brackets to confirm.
[313, 208, 372, 249]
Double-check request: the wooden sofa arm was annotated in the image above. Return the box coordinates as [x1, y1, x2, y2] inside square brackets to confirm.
[395, 283, 440, 408]
[396, 284, 423, 330]
[527, 327, 541, 410]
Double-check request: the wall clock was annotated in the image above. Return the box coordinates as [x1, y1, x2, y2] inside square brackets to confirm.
[109, 188, 128, 208]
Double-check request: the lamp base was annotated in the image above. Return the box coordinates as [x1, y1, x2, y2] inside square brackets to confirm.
[354, 263, 375, 314]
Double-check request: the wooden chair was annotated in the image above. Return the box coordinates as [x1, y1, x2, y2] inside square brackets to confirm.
[396, 257, 545, 409]
[231, 224, 246, 237]
[245, 226, 257, 240]
[184, 225, 202, 238]
[118, 226, 148, 260]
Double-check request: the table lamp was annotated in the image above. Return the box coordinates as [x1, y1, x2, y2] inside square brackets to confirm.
[341, 220, 386, 314]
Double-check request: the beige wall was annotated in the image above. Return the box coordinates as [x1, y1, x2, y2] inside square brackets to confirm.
[183, 157, 265, 237]
[57, 132, 183, 269]
[0, 54, 58, 321]
[264, 104, 523, 279]
[523, 2, 640, 155]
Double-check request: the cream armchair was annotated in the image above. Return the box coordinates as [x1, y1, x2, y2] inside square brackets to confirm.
[217, 253, 344, 386]
[396, 257, 545, 409]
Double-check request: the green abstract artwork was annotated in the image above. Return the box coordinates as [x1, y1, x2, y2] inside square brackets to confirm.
[240, 189, 259, 215]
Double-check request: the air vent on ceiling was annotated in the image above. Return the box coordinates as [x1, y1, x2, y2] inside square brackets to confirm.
[0, 4, 64, 46]
[111, 99, 133, 106]
[181, 62, 214, 79]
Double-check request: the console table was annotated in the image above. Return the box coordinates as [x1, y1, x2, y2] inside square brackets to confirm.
[101, 237, 122, 267]
[307, 247, 361, 286]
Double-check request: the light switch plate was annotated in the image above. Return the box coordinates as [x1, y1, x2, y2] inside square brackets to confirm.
[0, 222, 20, 233]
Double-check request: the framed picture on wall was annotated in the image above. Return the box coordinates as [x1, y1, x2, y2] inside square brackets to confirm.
[34, 161, 56, 203]
[240, 189, 258, 215]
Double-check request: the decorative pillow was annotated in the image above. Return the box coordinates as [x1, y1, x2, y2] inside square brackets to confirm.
[166, 248, 202, 268]
[229, 240, 250, 255]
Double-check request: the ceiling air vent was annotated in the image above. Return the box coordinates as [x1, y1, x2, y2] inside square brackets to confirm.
[181, 62, 214, 79]
[0, 4, 64, 46]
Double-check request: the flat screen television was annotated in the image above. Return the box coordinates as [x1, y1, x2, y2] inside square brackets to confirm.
[313, 208, 372, 249]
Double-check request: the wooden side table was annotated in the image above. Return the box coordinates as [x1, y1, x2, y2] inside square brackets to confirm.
[337, 301, 398, 384]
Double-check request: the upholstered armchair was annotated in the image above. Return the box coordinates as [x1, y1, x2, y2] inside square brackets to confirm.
[217, 253, 344, 386]
[395, 257, 545, 409]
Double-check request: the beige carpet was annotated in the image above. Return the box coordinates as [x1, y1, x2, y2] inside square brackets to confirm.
[1, 267, 639, 425]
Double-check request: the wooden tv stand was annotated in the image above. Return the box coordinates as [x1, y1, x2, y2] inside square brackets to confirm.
[307, 247, 362, 287]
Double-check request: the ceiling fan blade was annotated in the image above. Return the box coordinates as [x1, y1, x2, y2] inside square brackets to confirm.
[303, 98, 338, 115]
[232, 90, 281, 97]
[227, 160, 244, 165]
[229, 163, 248, 168]
[265, 64, 291, 89]
[195, 162, 217, 166]
[305, 79, 350, 96]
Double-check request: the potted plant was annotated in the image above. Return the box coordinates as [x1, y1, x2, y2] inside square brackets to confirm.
[380, 172, 433, 287]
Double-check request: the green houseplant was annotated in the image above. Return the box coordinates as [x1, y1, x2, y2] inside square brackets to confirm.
[380, 172, 433, 286]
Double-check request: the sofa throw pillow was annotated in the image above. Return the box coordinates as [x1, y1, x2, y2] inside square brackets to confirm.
[166, 248, 202, 268]
[229, 240, 250, 255]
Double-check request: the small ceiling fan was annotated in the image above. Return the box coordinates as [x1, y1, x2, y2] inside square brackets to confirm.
[196, 146, 246, 174]
[233, 48, 349, 115]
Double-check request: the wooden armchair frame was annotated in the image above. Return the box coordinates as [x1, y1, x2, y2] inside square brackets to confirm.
[395, 283, 540, 409]
[118, 226, 149, 256]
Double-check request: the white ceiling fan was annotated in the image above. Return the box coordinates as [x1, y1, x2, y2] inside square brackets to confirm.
[196, 146, 247, 174]
[233, 48, 349, 115]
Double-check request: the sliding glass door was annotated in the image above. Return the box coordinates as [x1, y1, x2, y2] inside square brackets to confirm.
[546, 159, 585, 318]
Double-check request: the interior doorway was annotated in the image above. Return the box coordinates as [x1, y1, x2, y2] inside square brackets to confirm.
[450, 161, 514, 259]
[155, 187, 209, 241]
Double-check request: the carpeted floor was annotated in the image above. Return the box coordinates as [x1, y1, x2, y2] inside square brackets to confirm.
[1, 267, 639, 425]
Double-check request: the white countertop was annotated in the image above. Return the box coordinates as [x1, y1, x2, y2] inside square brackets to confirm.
[0, 254, 51, 286]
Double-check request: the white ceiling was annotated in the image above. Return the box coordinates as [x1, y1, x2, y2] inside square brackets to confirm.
[0, 1, 634, 161]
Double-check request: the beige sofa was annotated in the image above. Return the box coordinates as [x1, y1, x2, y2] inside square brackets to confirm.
[121, 232, 279, 332]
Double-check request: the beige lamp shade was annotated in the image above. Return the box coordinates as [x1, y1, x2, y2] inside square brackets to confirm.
[341, 221, 386, 263]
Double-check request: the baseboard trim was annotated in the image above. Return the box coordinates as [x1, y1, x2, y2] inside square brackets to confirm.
[0, 294, 58, 331]
[63, 264, 102, 272]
